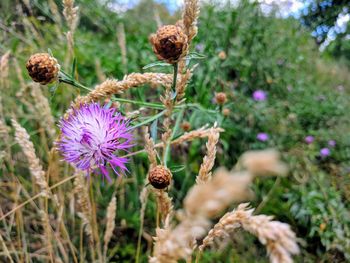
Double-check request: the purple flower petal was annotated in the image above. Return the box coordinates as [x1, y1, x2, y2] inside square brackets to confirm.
[252, 90, 267, 101]
[57, 103, 133, 180]
[328, 140, 336, 147]
[257, 133, 269, 142]
[305, 135, 314, 144]
[320, 148, 330, 157]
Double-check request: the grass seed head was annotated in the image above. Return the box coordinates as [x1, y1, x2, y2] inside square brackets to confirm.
[215, 92, 227, 105]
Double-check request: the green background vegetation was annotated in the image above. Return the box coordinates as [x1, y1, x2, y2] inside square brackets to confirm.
[0, 0, 349, 262]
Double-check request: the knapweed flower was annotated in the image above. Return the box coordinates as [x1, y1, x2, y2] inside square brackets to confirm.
[328, 140, 336, 147]
[252, 90, 267, 101]
[58, 103, 133, 181]
[305, 135, 314, 144]
[257, 133, 269, 142]
[320, 148, 330, 157]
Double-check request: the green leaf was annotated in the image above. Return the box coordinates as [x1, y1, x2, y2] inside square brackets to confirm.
[142, 61, 171, 69]
[185, 52, 206, 61]
[150, 118, 158, 141]
[71, 57, 77, 80]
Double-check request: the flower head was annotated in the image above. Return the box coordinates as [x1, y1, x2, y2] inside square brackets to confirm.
[58, 103, 133, 181]
[252, 90, 267, 101]
[26, 53, 60, 85]
[150, 25, 188, 64]
[328, 140, 336, 147]
[320, 148, 330, 157]
[305, 135, 314, 144]
[257, 133, 269, 142]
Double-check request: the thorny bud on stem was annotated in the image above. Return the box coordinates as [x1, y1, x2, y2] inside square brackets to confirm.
[150, 25, 188, 64]
[181, 121, 191, 132]
[148, 165, 172, 189]
[215, 92, 227, 105]
[26, 53, 60, 85]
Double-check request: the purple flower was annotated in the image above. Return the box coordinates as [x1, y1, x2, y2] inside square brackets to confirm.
[320, 148, 330, 157]
[252, 90, 267, 101]
[305, 136, 314, 144]
[58, 103, 133, 181]
[257, 133, 269, 142]
[328, 140, 336, 147]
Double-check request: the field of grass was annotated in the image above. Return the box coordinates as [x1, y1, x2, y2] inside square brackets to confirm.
[0, 0, 349, 262]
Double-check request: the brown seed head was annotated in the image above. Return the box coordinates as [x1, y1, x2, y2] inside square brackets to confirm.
[181, 121, 191, 132]
[215, 92, 227, 105]
[222, 108, 230, 116]
[26, 53, 60, 85]
[218, 51, 227, 60]
[150, 25, 188, 64]
[148, 165, 172, 189]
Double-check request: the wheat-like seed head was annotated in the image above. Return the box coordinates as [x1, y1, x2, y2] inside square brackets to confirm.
[196, 126, 220, 184]
[200, 203, 299, 263]
[12, 119, 52, 198]
[103, 196, 117, 257]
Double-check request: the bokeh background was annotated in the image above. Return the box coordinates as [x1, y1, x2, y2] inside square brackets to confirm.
[1, 0, 349, 262]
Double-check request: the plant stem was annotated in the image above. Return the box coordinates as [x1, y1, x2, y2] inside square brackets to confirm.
[163, 108, 185, 166]
[112, 97, 165, 110]
[127, 110, 166, 132]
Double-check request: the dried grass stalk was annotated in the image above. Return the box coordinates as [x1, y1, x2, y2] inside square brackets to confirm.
[0, 51, 10, 89]
[200, 203, 299, 263]
[144, 128, 158, 168]
[186, 168, 253, 218]
[29, 84, 56, 139]
[154, 189, 173, 223]
[69, 73, 174, 112]
[171, 126, 224, 146]
[63, 0, 79, 32]
[95, 59, 106, 82]
[196, 127, 220, 184]
[175, 68, 191, 103]
[150, 216, 209, 263]
[182, 0, 200, 43]
[117, 23, 127, 68]
[73, 170, 93, 243]
[103, 196, 117, 258]
[239, 149, 288, 176]
[12, 119, 52, 198]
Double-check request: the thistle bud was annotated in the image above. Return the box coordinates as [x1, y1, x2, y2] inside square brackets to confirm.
[148, 165, 172, 189]
[215, 92, 227, 105]
[26, 53, 60, 85]
[218, 51, 227, 60]
[222, 108, 230, 116]
[181, 121, 191, 132]
[150, 25, 188, 64]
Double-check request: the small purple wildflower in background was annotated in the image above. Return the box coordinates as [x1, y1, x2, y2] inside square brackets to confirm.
[58, 103, 133, 181]
[257, 133, 269, 142]
[252, 90, 267, 101]
[320, 148, 330, 157]
[328, 140, 336, 147]
[195, 43, 204, 52]
[305, 135, 314, 144]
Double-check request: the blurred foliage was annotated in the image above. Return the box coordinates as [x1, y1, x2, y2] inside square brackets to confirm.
[0, 0, 350, 262]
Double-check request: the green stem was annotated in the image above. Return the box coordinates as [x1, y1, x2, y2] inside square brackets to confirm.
[172, 63, 179, 92]
[163, 108, 185, 166]
[112, 97, 165, 110]
[127, 110, 166, 132]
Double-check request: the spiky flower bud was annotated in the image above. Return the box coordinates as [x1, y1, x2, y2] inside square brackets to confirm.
[181, 121, 191, 132]
[222, 108, 230, 116]
[150, 25, 188, 64]
[26, 53, 60, 85]
[215, 92, 227, 105]
[148, 165, 172, 189]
